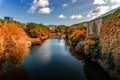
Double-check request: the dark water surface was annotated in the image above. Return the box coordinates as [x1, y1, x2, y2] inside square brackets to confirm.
[23, 38, 86, 80]
[0, 37, 112, 80]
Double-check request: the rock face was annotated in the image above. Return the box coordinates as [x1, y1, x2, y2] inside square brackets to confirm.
[75, 34, 100, 59]
[71, 33, 86, 47]
[68, 30, 86, 47]
[66, 8, 120, 80]
[99, 9, 120, 80]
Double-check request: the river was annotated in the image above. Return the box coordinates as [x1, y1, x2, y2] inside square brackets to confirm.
[0, 37, 112, 80]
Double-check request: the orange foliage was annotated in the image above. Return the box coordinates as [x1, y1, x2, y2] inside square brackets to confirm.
[25, 23, 51, 45]
[69, 29, 86, 40]
[0, 20, 30, 66]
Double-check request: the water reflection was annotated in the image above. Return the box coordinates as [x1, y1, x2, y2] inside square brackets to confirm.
[0, 67, 30, 80]
[22, 38, 86, 80]
[69, 45, 112, 80]
[84, 59, 112, 80]
[69, 46, 84, 60]
[59, 39, 69, 56]
[0, 37, 113, 80]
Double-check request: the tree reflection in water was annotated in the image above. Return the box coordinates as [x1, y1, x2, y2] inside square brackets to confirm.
[69, 46, 112, 80]
[0, 67, 30, 80]
[0, 38, 114, 80]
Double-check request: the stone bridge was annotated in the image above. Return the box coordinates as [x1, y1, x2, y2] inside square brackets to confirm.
[87, 18, 102, 36]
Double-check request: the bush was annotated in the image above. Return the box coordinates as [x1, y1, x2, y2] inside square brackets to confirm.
[26, 22, 50, 38]
[0, 19, 30, 67]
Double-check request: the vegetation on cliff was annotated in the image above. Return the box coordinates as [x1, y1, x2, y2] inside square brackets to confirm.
[49, 25, 67, 36]
[99, 8, 120, 80]
[0, 19, 30, 68]
[65, 22, 87, 48]
[25, 22, 51, 45]
[55, 25, 66, 36]
[66, 8, 120, 80]
[66, 22, 87, 39]
[0, 19, 52, 74]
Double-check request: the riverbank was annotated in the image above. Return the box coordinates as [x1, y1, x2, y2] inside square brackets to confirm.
[0, 8, 120, 80]
[65, 8, 120, 80]
[25, 22, 51, 46]
[0, 20, 30, 74]
[0, 20, 52, 74]
[0, 20, 67, 72]
[0, 37, 112, 80]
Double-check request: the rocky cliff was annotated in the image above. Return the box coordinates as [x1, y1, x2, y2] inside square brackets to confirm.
[66, 8, 120, 80]
[99, 8, 120, 80]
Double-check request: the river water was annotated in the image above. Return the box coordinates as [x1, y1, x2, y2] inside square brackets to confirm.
[0, 37, 112, 80]
[23, 37, 86, 80]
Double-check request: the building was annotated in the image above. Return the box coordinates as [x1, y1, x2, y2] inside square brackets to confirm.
[4, 16, 14, 20]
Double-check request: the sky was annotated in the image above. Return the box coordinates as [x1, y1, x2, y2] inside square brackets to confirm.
[0, 0, 120, 25]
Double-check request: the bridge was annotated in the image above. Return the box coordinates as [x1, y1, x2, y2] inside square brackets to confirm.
[86, 6, 120, 36]
[87, 17, 102, 36]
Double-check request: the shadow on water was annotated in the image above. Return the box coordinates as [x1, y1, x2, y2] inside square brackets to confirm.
[0, 67, 30, 80]
[69, 46, 112, 80]
[84, 58, 112, 80]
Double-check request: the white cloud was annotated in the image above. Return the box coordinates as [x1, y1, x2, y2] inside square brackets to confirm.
[58, 14, 66, 19]
[90, 6, 110, 15]
[93, 0, 105, 5]
[38, 7, 52, 14]
[72, 0, 77, 3]
[28, 0, 52, 14]
[91, 16, 97, 19]
[104, 0, 120, 3]
[62, 3, 68, 7]
[93, 0, 120, 5]
[87, 6, 110, 20]
[70, 15, 83, 19]
[87, 15, 91, 17]
[28, 0, 38, 13]
[88, 0, 120, 20]
[111, 4, 120, 9]
[38, 0, 49, 7]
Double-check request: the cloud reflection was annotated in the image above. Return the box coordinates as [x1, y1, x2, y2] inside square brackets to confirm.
[33, 40, 52, 64]
[59, 39, 69, 56]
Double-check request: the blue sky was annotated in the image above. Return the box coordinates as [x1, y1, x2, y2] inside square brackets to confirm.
[0, 0, 120, 25]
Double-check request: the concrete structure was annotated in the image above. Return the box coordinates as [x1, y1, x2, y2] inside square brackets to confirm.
[86, 7, 120, 36]
[48, 25, 56, 30]
[87, 18, 102, 36]
[4, 16, 14, 20]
